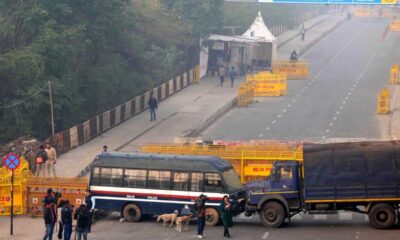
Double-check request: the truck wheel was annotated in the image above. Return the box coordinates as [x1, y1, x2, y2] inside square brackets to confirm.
[368, 203, 396, 229]
[260, 202, 285, 228]
[123, 203, 142, 222]
[205, 207, 219, 226]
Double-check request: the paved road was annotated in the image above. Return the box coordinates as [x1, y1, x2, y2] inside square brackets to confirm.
[2, 212, 399, 240]
[203, 18, 400, 142]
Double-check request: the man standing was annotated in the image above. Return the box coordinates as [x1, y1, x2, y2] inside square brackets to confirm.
[43, 188, 57, 240]
[74, 204, 91, 240]
[148, 93, 158, 121]
[300, 25, 306, 41]
[101, 145, 108, 154]
[194, 194, 208, 239]
[61, 200, 73, 240]
[229, 67, 237, 88]
[35, 145, 48, 177]
[218, 65, 226, 87]
[85, 189, 94, 232]
[45, 143, 57, 177]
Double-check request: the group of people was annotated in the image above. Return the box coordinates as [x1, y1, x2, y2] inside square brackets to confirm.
[43, 188, 93, 240]
[193, 194, 235, 239]
[217, 65, 238, 88]
[35, 142, 57, 177]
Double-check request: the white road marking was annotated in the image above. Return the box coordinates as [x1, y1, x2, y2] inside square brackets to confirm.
[292, 99, 296, 103]
[345, 96, 349, 100]
[262, 232, 270, 239]
[339, 106, 343, 110]
[338, 212, 352, 221]
[336, 111, 340, 115]
[308, 82, 312, 86]
[343, 101, 346, 105]
[329, 122, 334, 127]
[353, 84, 357, 88]
[348, 92, 352, 96]
[296, 94, 301, 98]
[350, 88, 354, 91]
[259, 133, 264, 138]
[278, 114, 282, 118]
[333, 117, 337, 120]
[325, 129, 330, 133]
[313, 215, 328, 220]
[282, 109, 287, 113]
[287, 104, 292, 108]
[266, 127, 270, 131]
[272, 120, 276, 124]
[322, 136, 326, 139]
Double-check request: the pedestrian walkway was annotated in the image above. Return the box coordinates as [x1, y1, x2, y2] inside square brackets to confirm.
[55, 15, 345, 177]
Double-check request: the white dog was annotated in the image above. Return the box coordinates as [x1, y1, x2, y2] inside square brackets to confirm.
[175, 213, 192, 232]
[156, 210, 178, 227]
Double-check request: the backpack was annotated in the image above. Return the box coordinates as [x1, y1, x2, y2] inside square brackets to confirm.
[61, 206, 72, 224]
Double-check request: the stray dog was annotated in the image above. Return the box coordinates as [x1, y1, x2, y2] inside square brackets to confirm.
[175, 214, 192, 232]
[157, 210, 178, 227]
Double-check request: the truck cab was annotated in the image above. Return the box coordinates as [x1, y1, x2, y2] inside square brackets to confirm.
[245, 161, 302, 227]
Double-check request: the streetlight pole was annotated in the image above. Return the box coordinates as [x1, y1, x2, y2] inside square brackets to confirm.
[48, 81, 55, 136]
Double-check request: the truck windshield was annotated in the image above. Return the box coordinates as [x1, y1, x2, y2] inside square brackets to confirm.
[222, 169, 243, 193]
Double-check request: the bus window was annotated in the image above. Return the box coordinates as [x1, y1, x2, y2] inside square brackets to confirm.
[124, 169, 147, 188]
[204, 173, 223, 193]
[173, 172, 189, 191]
[191, 172, 204, 192]
[97, 168, 123, 187]
[148, 170, 171, 190]
[92, 167, 101, 185]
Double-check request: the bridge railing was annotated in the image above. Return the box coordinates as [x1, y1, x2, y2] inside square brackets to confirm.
[47, 66, 199, 155]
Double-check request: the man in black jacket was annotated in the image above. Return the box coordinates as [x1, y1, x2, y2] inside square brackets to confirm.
[74, 204, 91, 240]
[42, 188, 56, 240]
[61, 200, 73, 240]
[35, 145, 48, 177]
[148, 93, 158, 121]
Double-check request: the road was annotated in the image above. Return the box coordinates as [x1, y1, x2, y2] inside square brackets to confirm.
[2, 212, 399, 240]
[203, 18, 400, 142]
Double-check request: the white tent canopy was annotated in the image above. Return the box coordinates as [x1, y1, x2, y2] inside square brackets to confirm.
[241, 11, 277, 68]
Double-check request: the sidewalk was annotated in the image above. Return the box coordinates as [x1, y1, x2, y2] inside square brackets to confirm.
[55, 15, 344, 177]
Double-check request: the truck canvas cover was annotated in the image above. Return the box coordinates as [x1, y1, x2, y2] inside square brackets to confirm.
[303, 141, 400, 200]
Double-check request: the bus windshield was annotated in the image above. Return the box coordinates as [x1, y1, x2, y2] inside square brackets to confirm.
[222, 168, 243, 193]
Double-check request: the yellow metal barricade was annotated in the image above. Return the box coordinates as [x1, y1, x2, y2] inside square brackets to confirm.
[272, 61, 308, 80]
[26, 177, 88, 216]
[0, 156, 32, 216]
[238, 82, 254, 107]
[390, 19, 400, 32]
[0, 175, 28, 215]
[377, 88, 390, 114]
[141, 142, 303, 183]
[390, 64, 399, 84]
[353, 8, 371, 17]
[247, 72, 287, 96]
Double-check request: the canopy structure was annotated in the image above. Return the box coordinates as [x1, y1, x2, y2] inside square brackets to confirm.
[201, 12, 278, 77]
[241, 11, 278, 69]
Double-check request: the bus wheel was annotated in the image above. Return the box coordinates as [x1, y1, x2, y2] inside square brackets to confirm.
[368, 203, 396, 229]
[123, 203, 142, 222]
[205, 207, 219, 226]
[260, 201, 285, 228]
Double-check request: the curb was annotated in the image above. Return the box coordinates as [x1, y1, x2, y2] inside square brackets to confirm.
[182, 97, 238, 138]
